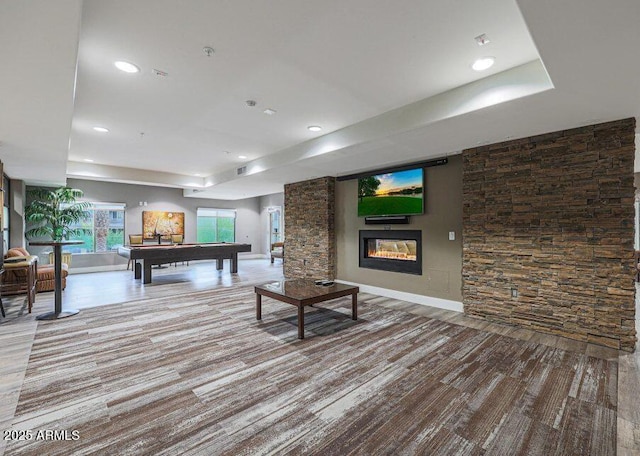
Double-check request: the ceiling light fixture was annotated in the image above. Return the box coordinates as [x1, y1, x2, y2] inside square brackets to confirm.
[92, 126, 109, 133]
[263, 108, 276, 115]
[308, 125, 322, 132]
[83, 158, 94, 162]
[238, 155, 248, 159]
[114, 61, 140, 73]
[472, 57, 495, 71]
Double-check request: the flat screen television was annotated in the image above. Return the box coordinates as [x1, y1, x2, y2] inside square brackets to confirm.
[358, 167, 424, 217]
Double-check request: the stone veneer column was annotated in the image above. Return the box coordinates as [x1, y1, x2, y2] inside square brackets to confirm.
[463, 118, 636, 351]
[284, 177, 336, 279]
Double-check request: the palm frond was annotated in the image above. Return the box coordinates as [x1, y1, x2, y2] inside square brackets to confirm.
[25, 186, 92, 240]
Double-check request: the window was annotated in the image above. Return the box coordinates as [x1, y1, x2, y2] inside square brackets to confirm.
[633, 201, 640, 250]
[65, 203, 126, 254]
[197, 208, 236, 243]
[3, 173, 9, 253]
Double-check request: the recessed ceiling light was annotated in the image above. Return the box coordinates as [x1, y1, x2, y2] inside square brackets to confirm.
[238, 155, 248, 159]
[308, 125, 322, 132]
[194, 173, 201, 176]
[114, 61, 140, 73]
[472, 57, 495, 71]
[263, 108, 276, 115]
[93, 126, 109, 133]
[83, 158, 94, 162]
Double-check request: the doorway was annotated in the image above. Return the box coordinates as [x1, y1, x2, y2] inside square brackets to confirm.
[268, 207, 282, 245]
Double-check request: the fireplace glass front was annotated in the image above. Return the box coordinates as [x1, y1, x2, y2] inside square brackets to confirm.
[359, 230, 422, 275]
[366, 239, 418, 261]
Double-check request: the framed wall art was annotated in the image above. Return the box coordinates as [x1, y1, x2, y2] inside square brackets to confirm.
[142, 211, 185, 240]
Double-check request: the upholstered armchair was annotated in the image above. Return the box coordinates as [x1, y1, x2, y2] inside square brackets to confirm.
[2, 252, 37, 312]
[3, 247, 69, 293]
[270, 242, 284, 264]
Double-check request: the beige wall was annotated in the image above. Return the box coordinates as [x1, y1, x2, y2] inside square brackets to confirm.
[336, 154, 463, 301]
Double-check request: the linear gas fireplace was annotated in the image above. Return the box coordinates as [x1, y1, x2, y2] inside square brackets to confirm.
[359, 230, 422, 275]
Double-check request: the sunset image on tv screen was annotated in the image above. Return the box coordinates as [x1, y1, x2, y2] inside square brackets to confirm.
[357, 168, 424, 217]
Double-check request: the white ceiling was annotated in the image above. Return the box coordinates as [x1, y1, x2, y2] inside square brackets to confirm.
[1, 0, 640, 199]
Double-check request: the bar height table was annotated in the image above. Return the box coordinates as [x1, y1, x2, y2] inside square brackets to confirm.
[29, 240, 82, 320]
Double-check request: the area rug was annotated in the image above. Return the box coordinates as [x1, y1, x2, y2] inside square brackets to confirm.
[5, 285, 617, 455]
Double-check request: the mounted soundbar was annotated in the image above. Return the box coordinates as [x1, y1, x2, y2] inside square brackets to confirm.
[364, 215, 410, 225]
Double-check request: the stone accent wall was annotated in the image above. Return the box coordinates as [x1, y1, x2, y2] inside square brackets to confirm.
[284, 177, 336, 279]
[463, 118, 636, 351]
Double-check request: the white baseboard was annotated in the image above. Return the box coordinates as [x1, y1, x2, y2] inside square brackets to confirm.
[69, 254, 269, 274]
[335, 279, 463, 313]
[69, 265, 128, 274]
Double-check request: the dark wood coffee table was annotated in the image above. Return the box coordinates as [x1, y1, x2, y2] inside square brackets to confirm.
[255, 279, 359, 339]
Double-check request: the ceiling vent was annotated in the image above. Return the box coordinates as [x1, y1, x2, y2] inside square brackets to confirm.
[237, 166, 247, 175]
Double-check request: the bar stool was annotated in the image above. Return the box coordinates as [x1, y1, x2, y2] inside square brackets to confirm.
[127, 234, 144, 271]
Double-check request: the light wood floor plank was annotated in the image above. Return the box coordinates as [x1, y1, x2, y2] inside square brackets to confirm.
[0, 259, 634, 454]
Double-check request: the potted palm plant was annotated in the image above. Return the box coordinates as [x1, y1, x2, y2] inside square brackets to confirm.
[25, 187, 91, 241]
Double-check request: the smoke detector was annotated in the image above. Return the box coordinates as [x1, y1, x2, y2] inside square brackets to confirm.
[475, 34, 490, 46]
[203, 46, 215, 57]
[245, 100, 257, 107]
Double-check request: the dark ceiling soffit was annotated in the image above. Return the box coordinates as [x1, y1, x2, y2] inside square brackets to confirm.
[336, 157, 448, 182]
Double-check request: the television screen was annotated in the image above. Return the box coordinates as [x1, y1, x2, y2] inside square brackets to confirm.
[358, 168, 424, 217]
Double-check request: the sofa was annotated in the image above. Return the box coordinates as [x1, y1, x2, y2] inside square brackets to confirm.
[4, 247, 69, 292]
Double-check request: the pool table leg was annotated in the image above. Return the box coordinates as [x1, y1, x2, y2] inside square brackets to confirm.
[256, 293, 262, 320]
[298, 305, 304, 339]
[352, 292, 357, 320]
[143, 262, 152, 284]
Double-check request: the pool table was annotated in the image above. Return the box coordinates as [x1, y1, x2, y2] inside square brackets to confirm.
[117, 242, 251, 283]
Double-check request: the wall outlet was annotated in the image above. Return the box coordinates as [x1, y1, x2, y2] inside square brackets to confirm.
[511, 288, 518, 298]
[448, 231, 455, 241]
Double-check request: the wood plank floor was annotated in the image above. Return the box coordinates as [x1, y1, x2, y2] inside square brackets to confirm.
[0, 259, 636, 455]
